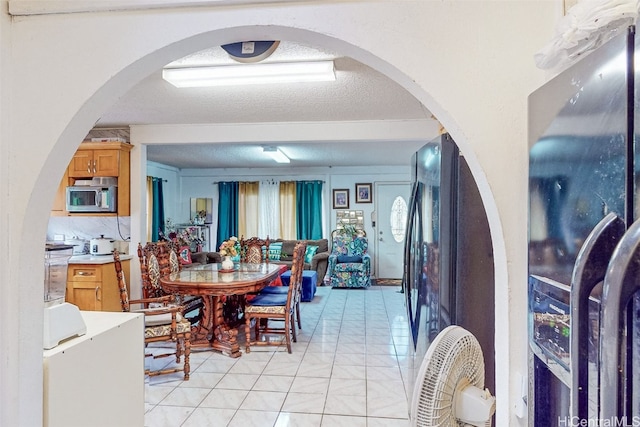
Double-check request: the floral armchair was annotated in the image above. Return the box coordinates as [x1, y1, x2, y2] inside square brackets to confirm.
[327, 235, 371, 288]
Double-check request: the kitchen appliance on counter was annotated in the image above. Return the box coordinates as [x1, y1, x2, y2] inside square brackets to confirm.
[89, 235, 115, 255]
[43, 244, 86, 349]
[66, 176, 117, 213]
[64, 237, 89, 255]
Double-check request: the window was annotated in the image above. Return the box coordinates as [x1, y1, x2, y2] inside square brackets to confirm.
[390, 196, 408, 242]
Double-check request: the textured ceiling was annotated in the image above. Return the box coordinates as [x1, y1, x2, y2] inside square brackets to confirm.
[145, 140, 429, 169]
[96, 41, 434, 169]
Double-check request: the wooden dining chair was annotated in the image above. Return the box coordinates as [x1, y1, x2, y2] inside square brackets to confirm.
[138, 241, 204, 325]
[244, 241, 306, 353]
[114, 250, 191, 380]
[259, 278, 303, 332]
[138, 241, 180, 299]
[240, 236, 270, 263]
[258, 265, 304, 331]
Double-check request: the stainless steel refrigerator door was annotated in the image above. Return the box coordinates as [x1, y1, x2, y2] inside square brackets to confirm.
[404, 136, 456, 405]
[529, 28, 631, 288]
[528, 25, 633, 426]
[599, 217, 640, 421]
[570, 212, 625, 420]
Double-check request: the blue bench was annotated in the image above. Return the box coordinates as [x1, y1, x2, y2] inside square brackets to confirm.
[280, 270, 317, 302]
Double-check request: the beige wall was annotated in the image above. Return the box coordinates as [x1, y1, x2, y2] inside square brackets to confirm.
[0, 1, 559, 425]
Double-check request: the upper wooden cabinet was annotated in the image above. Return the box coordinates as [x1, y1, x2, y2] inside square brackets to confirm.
[52, 141, 133, 216]
[68, 149, 120, 178]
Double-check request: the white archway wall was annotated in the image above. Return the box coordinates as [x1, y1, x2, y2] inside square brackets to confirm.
[2, 2, 559, 426]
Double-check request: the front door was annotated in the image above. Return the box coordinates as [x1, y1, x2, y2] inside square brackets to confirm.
[374, 182, 411, 279]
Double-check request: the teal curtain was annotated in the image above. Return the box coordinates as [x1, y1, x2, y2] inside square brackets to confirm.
[217, 181, 239, 250]
[296, 180, 323, 239]
[151, 177, 165, 241]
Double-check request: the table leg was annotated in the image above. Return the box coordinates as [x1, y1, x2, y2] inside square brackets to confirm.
[210, 295, 242, 358]
[188, 295, 241, 357]
[189, 296, 214, 347]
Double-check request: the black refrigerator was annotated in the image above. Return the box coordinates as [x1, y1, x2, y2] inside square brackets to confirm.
[528, 24, 640, 425]
[403, 133, 495, 411]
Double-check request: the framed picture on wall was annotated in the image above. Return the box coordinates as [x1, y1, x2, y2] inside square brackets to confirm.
[355, 183, 372, 203]
[333, 189, 349, 209]
[190, 198, 213, 224]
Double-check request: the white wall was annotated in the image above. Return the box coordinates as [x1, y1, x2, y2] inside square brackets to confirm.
[0, 2, 559, 425]
[175, 164, 410, 271]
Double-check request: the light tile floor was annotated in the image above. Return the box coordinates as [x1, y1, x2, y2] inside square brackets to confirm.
[144, 285, 411, 427]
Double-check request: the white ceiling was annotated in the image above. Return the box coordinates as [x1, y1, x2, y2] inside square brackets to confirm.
[96, 41, 436, 169]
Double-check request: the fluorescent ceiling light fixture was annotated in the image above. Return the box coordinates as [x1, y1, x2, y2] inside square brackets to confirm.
[162, 60, 335, 87]
[263, 147, 290, 163]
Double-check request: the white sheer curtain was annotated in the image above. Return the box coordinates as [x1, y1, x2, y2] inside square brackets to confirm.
[258, 180, 280, 239]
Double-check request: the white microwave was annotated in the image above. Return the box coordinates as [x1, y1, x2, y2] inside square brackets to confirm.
[66, 186, 117, 213]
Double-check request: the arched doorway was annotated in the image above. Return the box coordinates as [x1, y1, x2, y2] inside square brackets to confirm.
[5, 5, 526, 424]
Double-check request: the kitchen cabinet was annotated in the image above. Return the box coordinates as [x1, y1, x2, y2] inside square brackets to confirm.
[52, 141, 132, 216]
[66, 258, 130, 312]
[68, 149, 120, 177]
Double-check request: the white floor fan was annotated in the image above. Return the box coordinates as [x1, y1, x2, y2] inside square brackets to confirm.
[411, 325, 496, 427]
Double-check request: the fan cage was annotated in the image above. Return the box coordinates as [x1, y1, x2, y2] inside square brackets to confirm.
[411, 325, 486, 427]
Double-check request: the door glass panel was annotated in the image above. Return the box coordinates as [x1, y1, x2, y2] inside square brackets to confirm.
[390, 196, 408, 242]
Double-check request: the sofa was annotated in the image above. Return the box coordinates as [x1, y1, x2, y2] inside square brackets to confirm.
[189, 251, 222, 267]
[188, 238, 330, 280]
[269, 239, 330, 280]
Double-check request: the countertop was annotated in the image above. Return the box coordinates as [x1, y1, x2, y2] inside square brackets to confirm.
[69, 253, 134, 264]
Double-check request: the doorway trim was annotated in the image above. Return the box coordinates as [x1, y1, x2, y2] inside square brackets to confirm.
[5, 7, 521, 424]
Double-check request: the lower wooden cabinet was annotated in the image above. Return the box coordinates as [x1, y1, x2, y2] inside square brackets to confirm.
[66, 260, 129, 311]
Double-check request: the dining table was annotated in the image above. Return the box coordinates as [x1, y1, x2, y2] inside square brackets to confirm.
[159, 262, 282, 358]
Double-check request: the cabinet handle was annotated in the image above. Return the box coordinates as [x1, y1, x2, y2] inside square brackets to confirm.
[95, 286, 101, 301]
[87, 161, 91, 173]
[93, 160, 97, 174]
[77, 271, 91, 276]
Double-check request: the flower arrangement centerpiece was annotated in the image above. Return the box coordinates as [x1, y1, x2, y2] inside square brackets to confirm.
[219, 236, 238, 271]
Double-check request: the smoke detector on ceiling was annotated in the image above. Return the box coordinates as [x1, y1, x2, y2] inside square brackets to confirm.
[221, 41, 280, 63]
